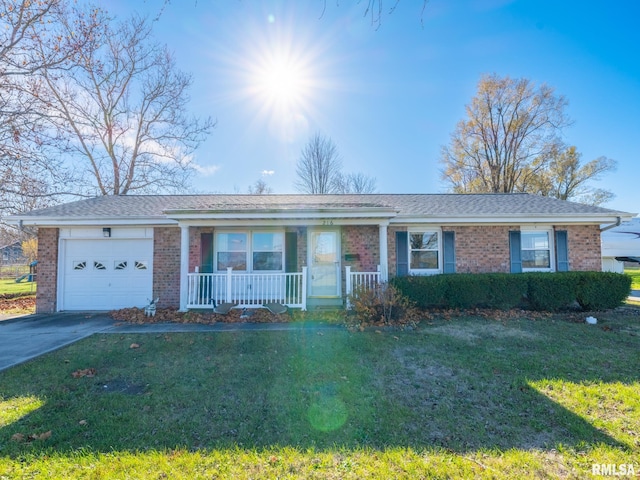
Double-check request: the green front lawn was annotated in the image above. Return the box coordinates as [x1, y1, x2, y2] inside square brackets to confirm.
[626, 267, 640, 291]
[1, 312, 639, 478]
[0, 278, 37, 296]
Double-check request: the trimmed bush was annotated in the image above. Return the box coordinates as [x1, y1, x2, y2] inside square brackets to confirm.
[391, 275, 448, 309]
[574, 271, 631, 311]
[486, 273, 529, 310]
[526, 272, 576, 311]
[392, 271, 631, 312]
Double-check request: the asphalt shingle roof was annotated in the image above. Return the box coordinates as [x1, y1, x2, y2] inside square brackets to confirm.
[13, 193, 631, 220]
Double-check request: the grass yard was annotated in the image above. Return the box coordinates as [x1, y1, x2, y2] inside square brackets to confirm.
[0, 278, 36, 296]
[0, 279, 36, 315]
[626, 267, 640, 291]
[1, 311, 639, 478]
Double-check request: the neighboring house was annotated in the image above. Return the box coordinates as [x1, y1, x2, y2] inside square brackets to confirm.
[8, 193, 635, 313]
[0, 242, 25, 265]
[601, 217, 640, 273]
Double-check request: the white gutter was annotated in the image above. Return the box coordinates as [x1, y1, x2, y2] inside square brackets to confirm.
[7, 217, 177, 227]
[600, 216, 622, 232]
[394, 213, 636, 225]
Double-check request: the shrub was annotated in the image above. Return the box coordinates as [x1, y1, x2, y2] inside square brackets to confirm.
[445, 274, 492, 309]
[574, 271, 631, 311]
[526, 272, 576, 311]
[348, 282, 420, 326]
[486, 273, 528, 310]
[391, 275, 447, 309]
[392, 271, 631, 313]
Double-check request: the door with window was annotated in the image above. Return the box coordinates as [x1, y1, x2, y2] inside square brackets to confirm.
[309, 229, 340, 297]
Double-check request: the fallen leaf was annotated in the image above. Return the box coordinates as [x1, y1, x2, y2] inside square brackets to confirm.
[71, 368, 96, 378]
[130, 343, 140, 349]
[79, 420, 88, 426]
[393, 336, 399, 340]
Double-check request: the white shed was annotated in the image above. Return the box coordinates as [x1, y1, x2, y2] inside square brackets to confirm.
[601, 217, 640, 273]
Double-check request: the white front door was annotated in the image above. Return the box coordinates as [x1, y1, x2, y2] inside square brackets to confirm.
[309, 229, 340, 297]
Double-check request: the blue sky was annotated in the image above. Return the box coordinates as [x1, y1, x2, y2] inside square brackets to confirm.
[105, 0, 639, 214]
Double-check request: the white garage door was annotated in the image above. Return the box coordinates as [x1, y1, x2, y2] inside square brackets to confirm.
[62, 238, 153, 310]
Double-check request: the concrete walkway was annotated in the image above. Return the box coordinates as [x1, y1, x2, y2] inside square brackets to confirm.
[0, 313, 339, 372]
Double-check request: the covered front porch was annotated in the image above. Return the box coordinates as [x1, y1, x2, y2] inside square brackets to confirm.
[185, 265, 382, 311]
[170, 203, 396, 312]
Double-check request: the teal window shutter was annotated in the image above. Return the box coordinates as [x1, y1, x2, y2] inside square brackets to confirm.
[396, 231, 408, 276]
[555, 230, 569, 271]
[285, 231, 298, 273]
[443, 231, 456, 273]
[200, 233, 213, 273]
[509, 231, 522, 273]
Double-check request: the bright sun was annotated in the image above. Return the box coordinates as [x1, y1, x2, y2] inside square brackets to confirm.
[254, 55, 309, 111]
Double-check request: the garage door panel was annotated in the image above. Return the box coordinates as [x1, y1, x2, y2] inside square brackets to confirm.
[62, 239, 153, 310]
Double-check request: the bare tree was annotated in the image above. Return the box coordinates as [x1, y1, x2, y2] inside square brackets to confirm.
[31, 11, 215, 195]
[295, 133, 343, 194]
[0, 0, 100, 224]
[333, 172, 377, 194]
[441, 74, 570, 194]
[526, 146, 616, 206]
[321, 0, 429, 29]
[247, 178, 273, 195]
[295, 133, 378, 194]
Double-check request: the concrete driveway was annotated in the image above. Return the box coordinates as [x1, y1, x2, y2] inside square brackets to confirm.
[0, 313, 116, 372]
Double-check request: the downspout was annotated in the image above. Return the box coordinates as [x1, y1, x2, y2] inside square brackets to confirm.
[600, 216, 622, 232]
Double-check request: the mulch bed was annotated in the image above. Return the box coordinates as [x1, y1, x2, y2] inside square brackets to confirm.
[109, 306, 291, 324]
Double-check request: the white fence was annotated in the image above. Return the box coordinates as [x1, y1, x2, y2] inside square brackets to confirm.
[345, 265, 382, 308]
[187, 267, 307, 310]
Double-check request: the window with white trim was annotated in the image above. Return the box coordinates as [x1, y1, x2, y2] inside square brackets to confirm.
[252, 232, 283, 271]
[215, 230, 284, 272]
[409, 230, 440, 273]
[216, 233, 248, 271]
[521, 230, 553, 271]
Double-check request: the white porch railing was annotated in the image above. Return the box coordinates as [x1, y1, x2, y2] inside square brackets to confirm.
[187, 266, 307, 310]
[345, 265, 382, 308]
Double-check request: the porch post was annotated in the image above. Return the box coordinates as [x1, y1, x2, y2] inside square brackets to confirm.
[226, 267, 233, 303]
[379, 223, 389, 282]
[179, 224, 189, 312]
[301, 266, 307, 311]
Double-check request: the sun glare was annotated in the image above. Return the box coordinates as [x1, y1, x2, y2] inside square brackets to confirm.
[210, 10, 336, 142]
[253, 52, 311, 113]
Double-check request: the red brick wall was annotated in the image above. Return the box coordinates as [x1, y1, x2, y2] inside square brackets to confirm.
[556, 224, 602, 271]
[188, 227, 215, 272]
[36, 228, 59, 313]
[342, 225, 380, 272]
[388, 226, 403, 278]
[449, 225, 513, 273]
[153, 227, 181, 308]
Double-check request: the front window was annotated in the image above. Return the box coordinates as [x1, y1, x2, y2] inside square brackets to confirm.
[409, 231, 440, 273]
[216, 233, 247, 271]
[521, 231, 551, 271]
[215, 231, 284, 272]
[252, 232, 283, 271]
